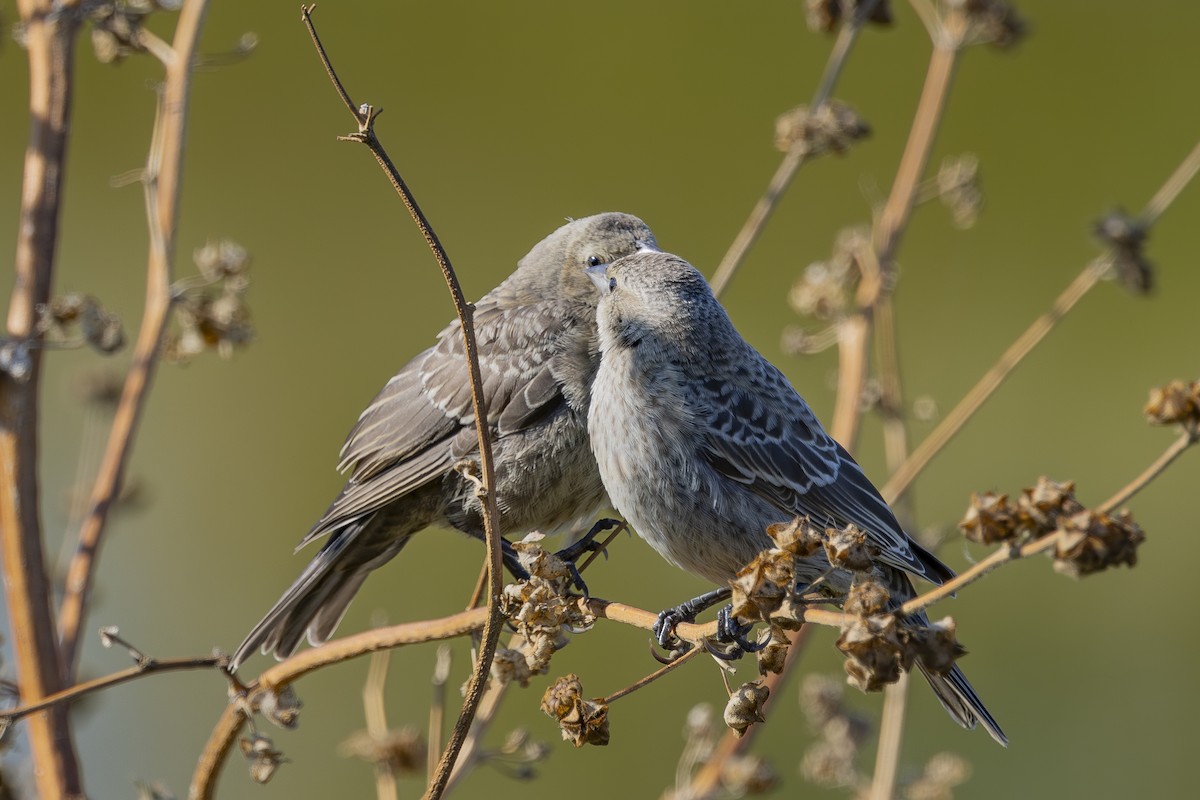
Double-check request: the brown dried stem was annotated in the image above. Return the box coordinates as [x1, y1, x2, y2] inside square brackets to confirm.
[187, 592, 713, 797]
[298, 8, 504, 799]
[709, 0, 880, 299]
[882, 137, 1200, 504]
[362, 648, 399, 800]
[58, 0, 212, 681]
[1099, 428, 1198, 514]
[868, 300, 912, 800]
[602, 645, 703, 705]
[681, 625, 815, 796]
[444, 522, 627, 791]
[0, 653, 226, 725]
[687, 17, 965, 798]
[2, 1, 85, 794]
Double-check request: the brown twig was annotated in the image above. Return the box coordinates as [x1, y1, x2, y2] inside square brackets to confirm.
[428, 645, 452, 787]
[1099, 427, 1198, 514]
[2, 2, 85, 795]
[58, 0, 213, 681]
[0, 654, 225, 725]
[362, 648, 399, 800]
[709, 0, 880, 299]
[601, 645, 703, 705]
[297, 8, 505, 798]
[689, 13, 966, 797]
[188, 596, 712, 798]
[868, 300, 913, 800]
[682, 624, 815, 796]
[445, 523, 627, 791]
[882, 138, 1200, 504]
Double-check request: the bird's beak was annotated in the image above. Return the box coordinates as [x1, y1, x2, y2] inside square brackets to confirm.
[636, 240, 660, 253]
[586, 263, 611, 293]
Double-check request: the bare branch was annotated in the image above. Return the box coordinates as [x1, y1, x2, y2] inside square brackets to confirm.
[297, 8, 506, 798]
[58, 0, 213, 681]
[709, 0, 881, 298]
[2, 1, 85, 794]
[882, 138, 1200, 504]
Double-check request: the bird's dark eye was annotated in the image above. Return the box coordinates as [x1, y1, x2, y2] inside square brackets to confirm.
[608, 277, 617, 291]
[587, 255, 602, 267]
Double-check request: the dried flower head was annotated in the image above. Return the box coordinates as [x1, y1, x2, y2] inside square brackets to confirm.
[723, 680, 770, 738]
[799, 674, 871, 788]
[1052, 508, 1145, 578]
[1144, 379, 1200, 428]
[729, 548, 793, 623]
[843, 577, 890, 616]
[937, 153, 984, 228]
[904, 751, 973, 800]
[36, 293, 124, 353]
[907, 617, 966, 676]
[1015, 477, 1083, 535]
[166, 239, 254, 363]
[775, 99, 870, 156]
[239, 733, 287, 784]
[500, 534, 595, 675]
[490, 647, 534, 689]
[956, 0, 1027, 49]
[339, 726, 426, 775]
[790, 227, 871, 323]
[958, 491, 1018, 544]
[836, 614, 904, 692]
[756, 626, 792, 676]
[258, 685, 302, 729]
[824, 523, 876, 572]
[540, 674, 609, 747]
[766, 516, 825, 557]
[1094, 209, 1152, 294]
[805, 0, 894, 33]
[720, 753, 778, 795]
[0, 339, 32, 383]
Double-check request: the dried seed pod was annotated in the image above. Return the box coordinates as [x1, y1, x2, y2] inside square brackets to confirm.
[723, 681, 770, 738]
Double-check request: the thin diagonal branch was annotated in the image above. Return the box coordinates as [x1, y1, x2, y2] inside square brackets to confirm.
[0, 653, 225, 725]
[881, 138, 1200, 504]
[58, 0, 212, 680]
[709, 0, 880, 299]
[1099, 427, 1197, 514]
[298, 9, 504, 799]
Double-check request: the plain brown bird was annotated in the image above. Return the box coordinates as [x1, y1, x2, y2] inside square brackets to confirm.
[586, 250, 1006, 745]
[232, 213, 657, 670]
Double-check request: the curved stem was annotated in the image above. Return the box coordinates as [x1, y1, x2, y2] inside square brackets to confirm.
[58, 0, 212, 681]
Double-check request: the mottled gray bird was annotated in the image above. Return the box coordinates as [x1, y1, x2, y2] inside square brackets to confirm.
[232, 213, 657, 670]
[586, 250, 1006, 745]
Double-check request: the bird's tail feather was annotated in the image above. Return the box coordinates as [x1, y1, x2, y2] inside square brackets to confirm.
[917, 661, 1008, 747]
[231, 524, 412, 671]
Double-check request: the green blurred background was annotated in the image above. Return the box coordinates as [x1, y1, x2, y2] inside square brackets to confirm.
[3, 1, 1199, 797]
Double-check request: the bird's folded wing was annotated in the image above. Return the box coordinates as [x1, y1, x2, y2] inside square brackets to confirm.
[299, 301, 571, 546]
[696, 364, 944, 584]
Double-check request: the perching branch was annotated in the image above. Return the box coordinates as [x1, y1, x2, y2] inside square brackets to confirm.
[298, 8, 505, 798]
[187, 589, 715, 798]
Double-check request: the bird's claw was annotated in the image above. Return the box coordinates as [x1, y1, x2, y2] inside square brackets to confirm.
[715, 605, 766, 653]
[653, 607, 689, 650]
[553, 518, 622, 564]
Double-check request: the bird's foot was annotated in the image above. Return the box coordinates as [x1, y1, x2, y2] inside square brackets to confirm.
[553, 518, 623, 597]
[715, 605, 766, 654]
[651, 587, 733, 654]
